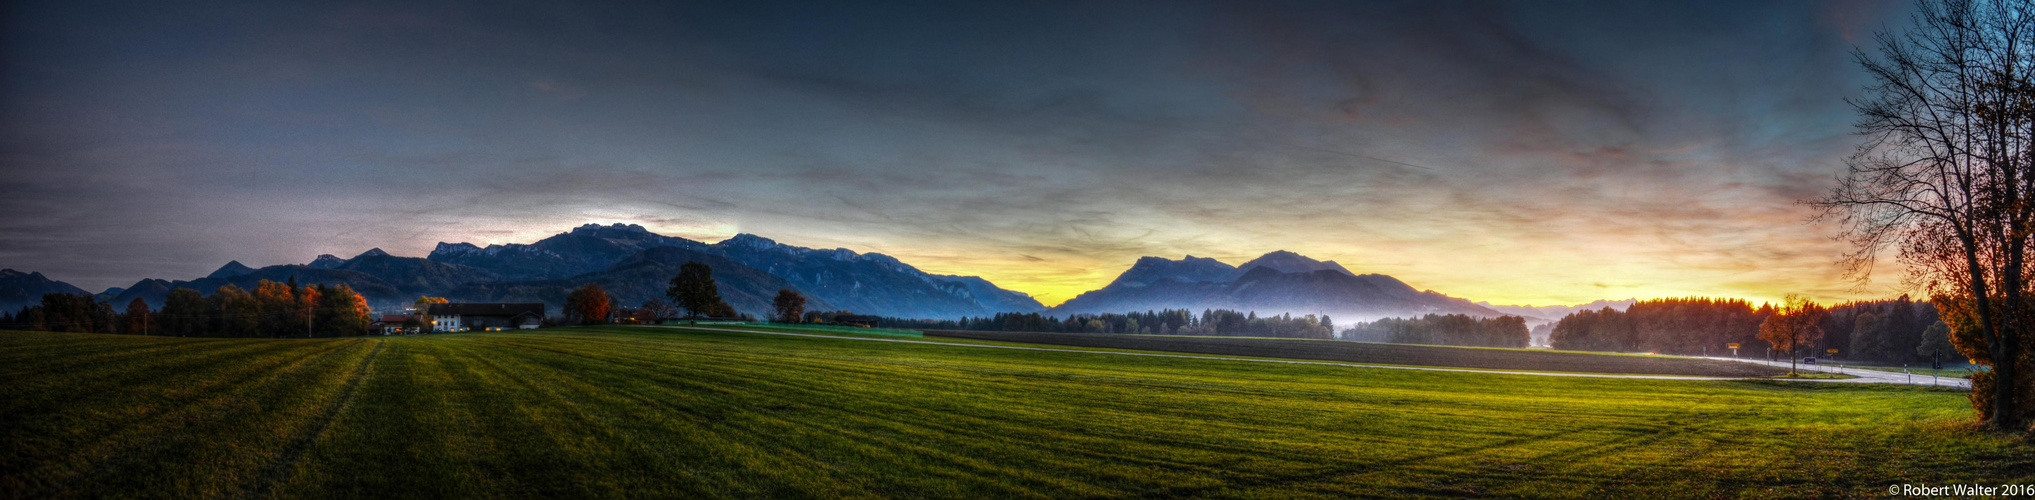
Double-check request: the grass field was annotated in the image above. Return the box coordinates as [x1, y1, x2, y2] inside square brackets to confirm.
[926, 330, 1787, 377]
[3, 326, 2030, 499]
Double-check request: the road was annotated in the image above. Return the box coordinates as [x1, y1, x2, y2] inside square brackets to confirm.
[655, 326, 1958, 385]
[1697, 356, 1972, 388]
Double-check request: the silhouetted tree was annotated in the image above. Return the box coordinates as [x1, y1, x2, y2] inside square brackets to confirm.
[1345, 314, 1527, 348]
[667, 261, 721, 318]
[773, 289, 806, 323]
[640, 299, 677, 322]
[1918, 320, 1956, 361]
[214, 285, 260, 337]
[1850, 311, 1885, 362]
[161, 288, 208, 337]
[1811, 0, 2035, 429]
[123, 298, 150, 335]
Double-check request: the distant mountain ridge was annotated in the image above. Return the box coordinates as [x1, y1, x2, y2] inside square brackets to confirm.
[1054, 253, 1503, 323]
[426, 224, 1045, 318]
[10, 224, 1600, 325]
[1475, 299, 1637, 321]
[0, 269, 91, 312]
[205, 261, 257, 280]
[70, 223, 1046, 320]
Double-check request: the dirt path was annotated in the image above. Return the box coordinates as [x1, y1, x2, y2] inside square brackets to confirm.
[1700, 356, 1972, 388]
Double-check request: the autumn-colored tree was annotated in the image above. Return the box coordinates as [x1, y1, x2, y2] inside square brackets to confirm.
[123, 298, 150, 335]
[773, 289, 806, 323]
[667, 261, 721, 318]
[1758, 295, 1827, 375]
[313, 284, 371, 336]
[704, 299, 740, 320]
[565, 283, 611, 325]
[414, 296, 447, 333]
[254, 280, 296, 337]
[1811, 0, 2035, 429]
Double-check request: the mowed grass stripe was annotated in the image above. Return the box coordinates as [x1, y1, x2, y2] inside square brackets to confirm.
[453, 327, 1961, 495]
[463, 333, 1092, 497]
[2, 336, 378, 498]
[2, 338, 348, 477]
[4, 327, 2032, 499]
[492, 327, 2002, 491]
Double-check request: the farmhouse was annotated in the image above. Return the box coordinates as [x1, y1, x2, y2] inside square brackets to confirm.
[427, 303, 545, 332]
[372, 314, 415, 335]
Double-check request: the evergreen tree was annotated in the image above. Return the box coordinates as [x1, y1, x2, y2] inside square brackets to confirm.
[667, 262, 722, 318]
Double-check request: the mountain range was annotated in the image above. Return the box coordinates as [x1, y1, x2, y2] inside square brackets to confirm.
[53, 224, 1046, 320]
[0, 269, 91, 312]
[1052, 252, 1503, 323]
[7, 223, 1545, 324]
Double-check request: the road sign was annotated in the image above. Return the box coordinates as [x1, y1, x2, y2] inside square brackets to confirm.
[1727, 343, 1740, 348]
[1827, 349, 1839, 354]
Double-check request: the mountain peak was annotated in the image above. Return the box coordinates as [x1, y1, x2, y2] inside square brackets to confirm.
[716, 233, 785, 251]
[1109, 255, 1239, 288]
[206, 261, 258, 279]
[354, 248, 391, 259]
[572, 222, 651, 235]
[1237, 251, 1355, 277]
[0, 269, 89, 311]
[308, 254, 347, 269]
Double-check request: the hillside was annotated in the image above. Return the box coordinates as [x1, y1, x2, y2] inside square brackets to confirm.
[1054, 253, 1503, 322]
[446, 246, 834, 317]
[0, 269, 90, 312]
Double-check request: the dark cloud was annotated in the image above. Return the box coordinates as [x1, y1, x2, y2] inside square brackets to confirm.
[0, 0, 1911, 305]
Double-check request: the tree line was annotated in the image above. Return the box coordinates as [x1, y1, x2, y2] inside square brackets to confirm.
[1, 278, 372, 337]
[1545, 296, 1949, 364]
[1341, 314, 1529, 348]
[860, 309, 1336, 338]
[559, 261, 756, 326]
[1550, 297, 1768, 355]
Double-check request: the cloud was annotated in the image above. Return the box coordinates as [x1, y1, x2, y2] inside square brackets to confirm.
[0, 0, 1913, 307]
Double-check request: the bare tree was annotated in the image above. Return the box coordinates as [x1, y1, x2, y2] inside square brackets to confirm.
[1811, 0, 2035, 430]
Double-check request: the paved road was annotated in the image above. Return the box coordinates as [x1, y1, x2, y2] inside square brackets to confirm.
[1696, 356, 1972, 388]
[652, 325, 1838, 383]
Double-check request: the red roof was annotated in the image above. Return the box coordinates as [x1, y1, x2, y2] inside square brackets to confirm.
[378, 314, 414, 323]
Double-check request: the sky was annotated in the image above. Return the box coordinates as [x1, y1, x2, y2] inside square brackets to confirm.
[0, 0, 1916, 307]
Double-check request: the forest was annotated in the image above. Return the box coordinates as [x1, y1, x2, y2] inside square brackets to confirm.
[1546, 296, 1949, 364]
[1339, 314, 1530, 348]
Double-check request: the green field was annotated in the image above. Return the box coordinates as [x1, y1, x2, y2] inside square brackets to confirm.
[3, 326, 2030, 498]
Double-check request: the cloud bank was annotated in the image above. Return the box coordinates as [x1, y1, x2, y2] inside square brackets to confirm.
[0, 0, 1910, 305]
